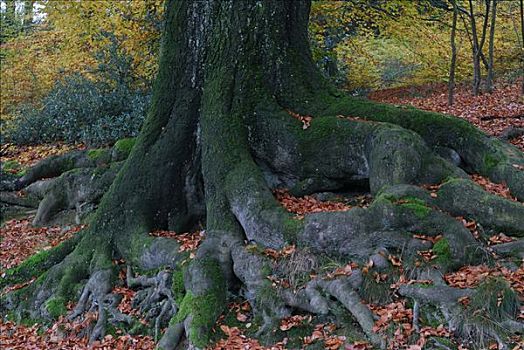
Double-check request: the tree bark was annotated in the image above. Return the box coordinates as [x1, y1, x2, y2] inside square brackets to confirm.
[448, 0, 458, 105]
[521, 0, 524, 94]
[468, 0, 488, 95]
[486, 0, 497, 92]
[2, 1, 524, 349]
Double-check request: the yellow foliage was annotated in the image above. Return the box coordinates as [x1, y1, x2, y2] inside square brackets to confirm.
[310, 0, 521, 90]
[1, 0, 163, 116]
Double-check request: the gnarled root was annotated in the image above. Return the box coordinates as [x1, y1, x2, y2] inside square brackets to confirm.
[126, 267, 178, 340]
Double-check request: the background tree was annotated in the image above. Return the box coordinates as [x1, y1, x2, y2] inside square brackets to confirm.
[519, 0, 524, 95]
[2, 1, 523, 349]
[448, 0, 459, 105]
[485, 0, 497, 92]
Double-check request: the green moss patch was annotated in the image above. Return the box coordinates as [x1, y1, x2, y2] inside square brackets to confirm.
[1, 249, 53, 288]
[87, 148, 110, 162]
[396, 196, 431, 218]
[45, 297, 67, 319]
[171, 267, 186, 305]
[171, 259, 226, 348]
[432, 238, 452, 267]
[1, 160, 26, 177]
[114, 137, 136, 154]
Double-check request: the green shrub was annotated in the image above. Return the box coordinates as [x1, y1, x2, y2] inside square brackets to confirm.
[5, 32, 150, 147]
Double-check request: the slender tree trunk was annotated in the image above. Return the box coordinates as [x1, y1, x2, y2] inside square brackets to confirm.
[449, 0, 459, 105]
[22, 0, 34, 32]
[468, 0, 482, 95]
[486, 0, 497, 92]
[521, 0, 524, 94]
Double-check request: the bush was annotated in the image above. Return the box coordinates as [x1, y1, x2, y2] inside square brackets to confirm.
[4, 32, 150, 147]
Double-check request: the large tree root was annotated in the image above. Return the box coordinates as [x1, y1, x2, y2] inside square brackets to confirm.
[3, 1, 524, 348]
[3, 112, 523, 349]
[1, 140, 134, 226]
[3, 118, 522, 349]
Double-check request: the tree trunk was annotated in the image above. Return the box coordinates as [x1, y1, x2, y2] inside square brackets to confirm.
[21, 1, 33, 32]
[486, 0, 497, 92]
[468, 0, 483, 95]
[3, 1, 524, 349]
[521, 0, 524, 95]
[448, 0, 459, 106]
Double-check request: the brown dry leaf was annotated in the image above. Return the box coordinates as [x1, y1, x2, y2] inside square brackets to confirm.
[274, 189, 351, 216]
[471, 174, 517, 201]
[149, 230, 204, 253]
[417, 249, 437, 262]
[324, 335, 346, 349]
[236, 312, 248, 322]
[488, 233, 515, 245]
[326, 262, 358, 279]
[445, 265, 524, 296]
[287, 110, 313, 129]
[388, 254, 402, 267]
[346, 341, 373, 350]
[1, 143, 84, 167]
[267, 275, 291, 289]
[458, 296, 471, 307]
[369, 81, 524, 152]
[279, 315, 310, 331]
[0, 218, 84, 271]
[262, 245, 296, 260]
[413, 234, 442, 244]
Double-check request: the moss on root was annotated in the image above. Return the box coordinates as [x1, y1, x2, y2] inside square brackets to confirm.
[114, 138, 136, 154]
[398, 197, 431, 219]
[45, 297, 67, 319]
[171, 267, 186, 305]
[1, 160, 25, 177]
[1, 235, 80, 288]
[171, 259, 226, 348]
[87, 148, 110, 162]
[432, 237, 452, 268]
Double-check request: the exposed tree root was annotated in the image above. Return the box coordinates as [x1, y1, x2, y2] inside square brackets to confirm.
[3, 115, 523, 349]
[2, 1, 523, 348]
[1, 142, 130, 226]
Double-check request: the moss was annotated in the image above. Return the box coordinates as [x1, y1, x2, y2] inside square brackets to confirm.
[171, 259, 226, 348]
[171, 267, 186, 305]
[57, 264, 89, 300]
[471, 277, 519, 321]
[482, 153, 500, 173]
[87, 148, 108, 161]
[401, 201, 431, 218]
[45, 297, 67, 319]
[396, 196, 431, 219]
[360, 266, 399, 304]
[285, 322, 315, 349]
[282, 216, 304, 242]
[432, 238, 452, 267]
[114, 137, 136, 154]
[260, 264, 272, 277]
[1, 249, 53, 288]
[429, 337, 457, 349]
[1, 160, 25, 177]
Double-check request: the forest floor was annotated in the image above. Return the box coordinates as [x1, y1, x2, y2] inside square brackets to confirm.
[1, 81, 523, 350]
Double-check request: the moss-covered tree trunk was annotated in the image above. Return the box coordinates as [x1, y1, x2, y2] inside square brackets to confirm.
[3, 1, 523, 349]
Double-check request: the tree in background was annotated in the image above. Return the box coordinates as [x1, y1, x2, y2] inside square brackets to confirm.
[448, 0, 459, 105]
[485, 0, 498, 92]
[0, 0, 163, 123]
[310, 0, 519, 94]
[519, 0, 524, 95]
[2, 1, 523, 349]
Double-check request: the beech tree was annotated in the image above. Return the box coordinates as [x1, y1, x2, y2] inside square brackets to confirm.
[2, 1, 523, 349]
